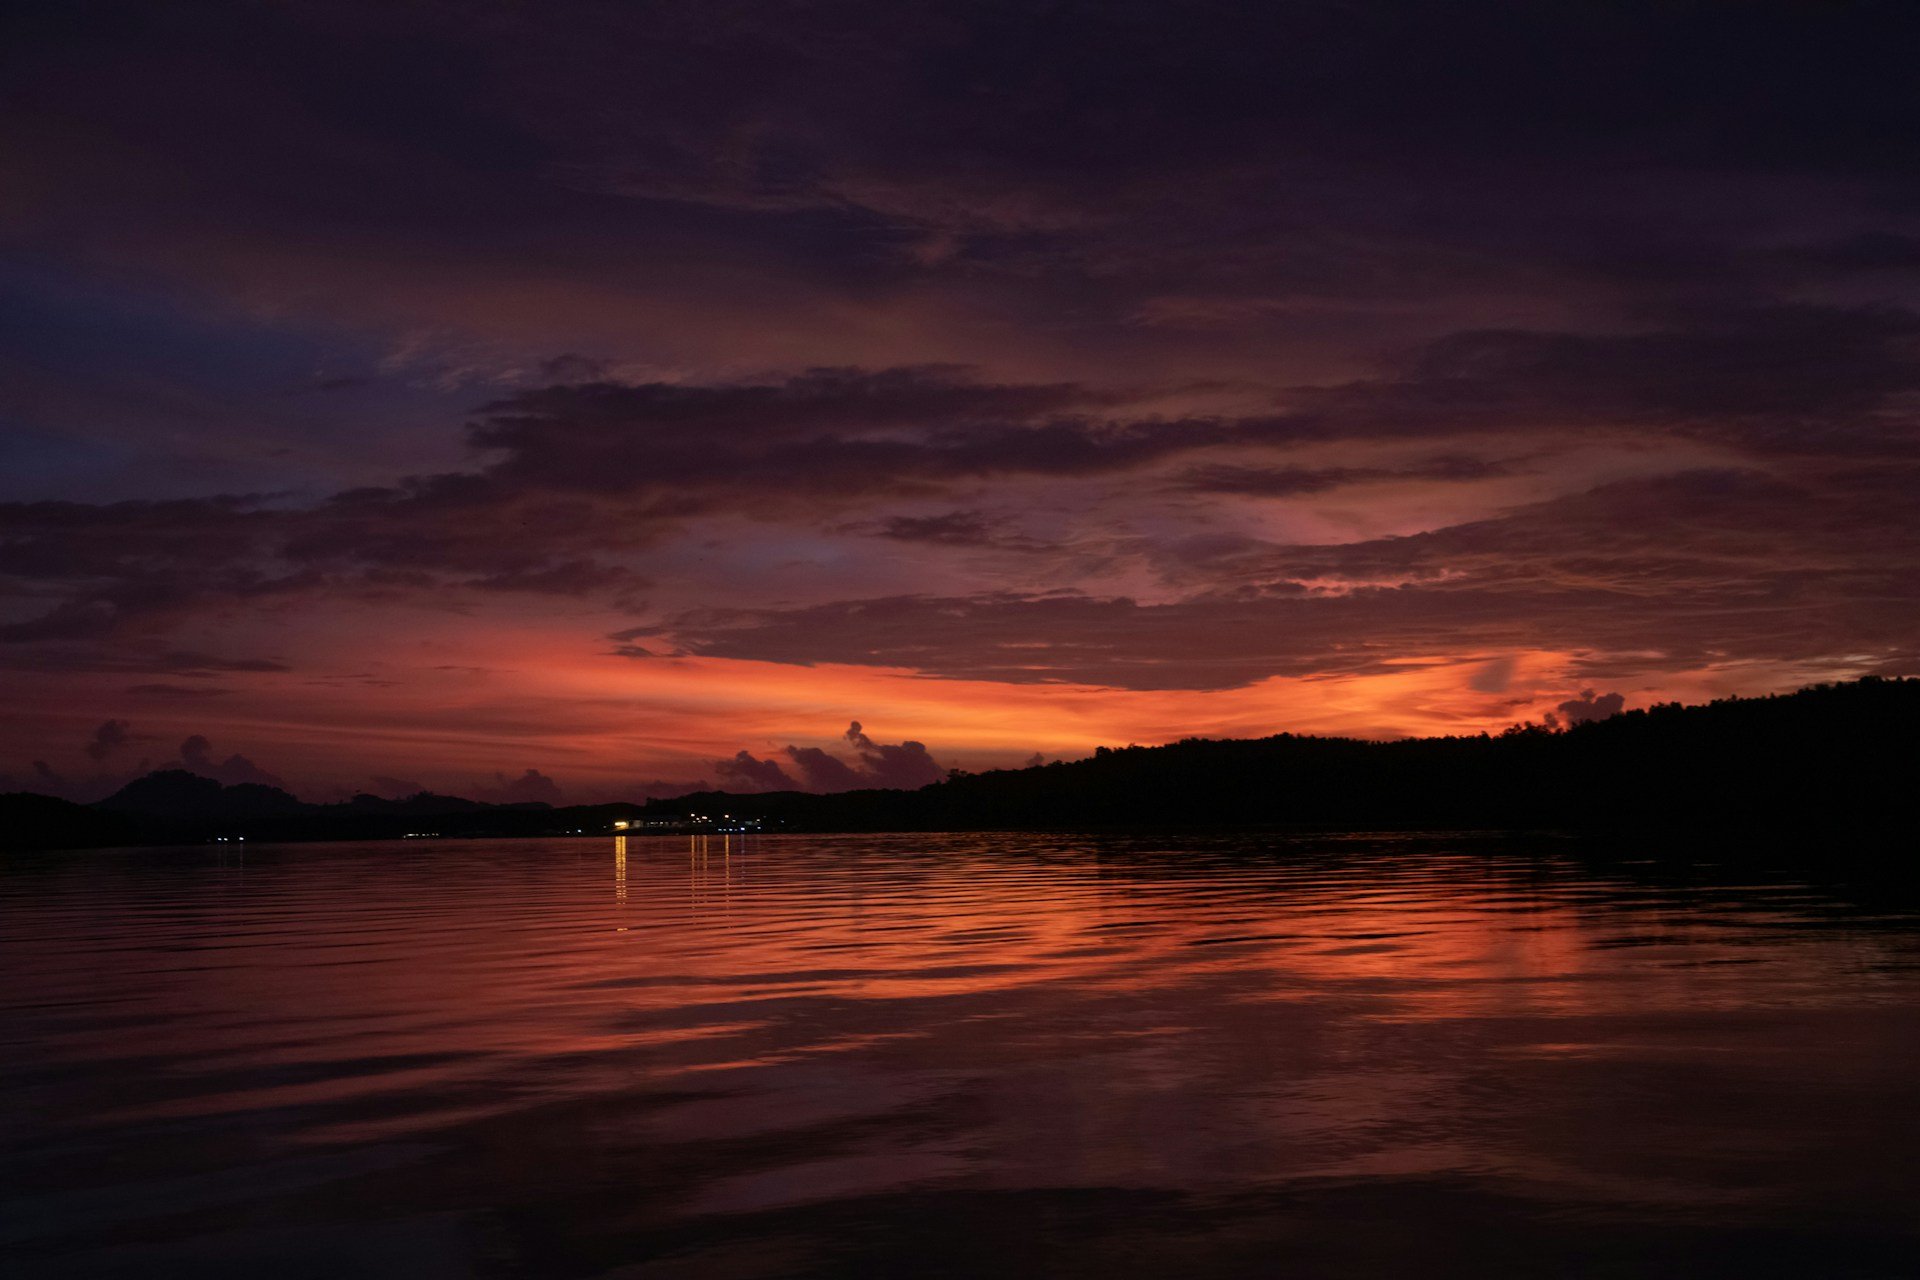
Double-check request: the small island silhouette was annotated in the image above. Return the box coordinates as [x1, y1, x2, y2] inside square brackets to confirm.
[5, 677, 1915, 852]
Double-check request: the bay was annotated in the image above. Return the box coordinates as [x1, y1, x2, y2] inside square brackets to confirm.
[5, 832, 1918, 1277]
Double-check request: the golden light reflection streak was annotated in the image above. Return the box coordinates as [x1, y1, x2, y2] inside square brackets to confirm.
[613, 834, 628, 919]
[685, 834, 737, 915]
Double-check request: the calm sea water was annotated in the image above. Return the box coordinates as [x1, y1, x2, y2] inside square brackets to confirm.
[4, 832, 1920, 1278]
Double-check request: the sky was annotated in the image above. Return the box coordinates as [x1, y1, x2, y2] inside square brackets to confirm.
[5, 0, 1920, 803]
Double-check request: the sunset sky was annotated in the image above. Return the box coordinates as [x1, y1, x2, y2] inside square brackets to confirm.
[6, 1, 1920, 803]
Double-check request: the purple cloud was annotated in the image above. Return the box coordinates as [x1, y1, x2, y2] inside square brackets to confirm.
[710, 722, 949, 793]
[1554, 690, 1628, 727]
[83, 718, 133, 762]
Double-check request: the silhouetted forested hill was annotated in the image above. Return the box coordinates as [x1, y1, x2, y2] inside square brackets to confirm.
[640, 677, 1920, 835]
[5, 678, 1915, 851]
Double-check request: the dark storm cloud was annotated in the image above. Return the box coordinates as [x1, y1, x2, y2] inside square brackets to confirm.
[1288, 305, 1920, 454]
[179, 734, 289, 790]
[83, 718, 133, 761]
[480, 0, 1920, 285]
[641, 463, 1920, 691]
[125, 684, 232, 699]
[1180, 456, 1519, 497]
[713, 750, 796, 792]
[7, 0, 1920, 737]
[1468, 656, 1518, 696]
[842, 721, 947, 789]
[10, 301, 1909, 653]
[0, 648, 291, 676]
[1266, 467, 1920, 589]
[714, 721, 948, 793]
[4, 317, 1919, 690]
[781, 745, 864, 792]
[1554, 690, 1628, 727]
[642, 590, 1510, 691]
[1761, 232, 1920, 280]
[14, 0, 1920, 363]
[469, 368, 1104, 457]
[477, 768, 563, 805]
[446, 300, 1892, 518]
[457, 367, 1174, 500]
[463, 560, 649, 598]
[11, 728, 298, 802]
[869, 512, 1003, 546]
[536, 354, 612, 382]
[0, 368, 1114, 637]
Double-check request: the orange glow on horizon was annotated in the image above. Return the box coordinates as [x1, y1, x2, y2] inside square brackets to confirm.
[6, 593, 1867, 804]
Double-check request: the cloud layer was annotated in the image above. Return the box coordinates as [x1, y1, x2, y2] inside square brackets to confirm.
[716, 722, 948, 794]
[5, 2, 1920, 792]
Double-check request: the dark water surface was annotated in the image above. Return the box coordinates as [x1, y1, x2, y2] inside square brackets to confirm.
[5, 832, 1920, 1278]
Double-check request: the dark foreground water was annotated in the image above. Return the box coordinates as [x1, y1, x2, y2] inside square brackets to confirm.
[5, 833, 1920, 1278]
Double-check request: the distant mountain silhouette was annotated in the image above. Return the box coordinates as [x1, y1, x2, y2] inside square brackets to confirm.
[5, 677, 1916, 852]
[2, 774, 604, 850]
[99, 770, 306, 820]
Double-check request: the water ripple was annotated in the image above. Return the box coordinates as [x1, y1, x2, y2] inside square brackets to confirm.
[5, 832, 1920, 1277]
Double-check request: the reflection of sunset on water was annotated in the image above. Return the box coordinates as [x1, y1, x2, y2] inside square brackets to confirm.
[8, 833, 1920, 1274]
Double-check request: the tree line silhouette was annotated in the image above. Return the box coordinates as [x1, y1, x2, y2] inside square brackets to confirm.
[651, 677, 1918, 835]
[4, 677, 1914, 851]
